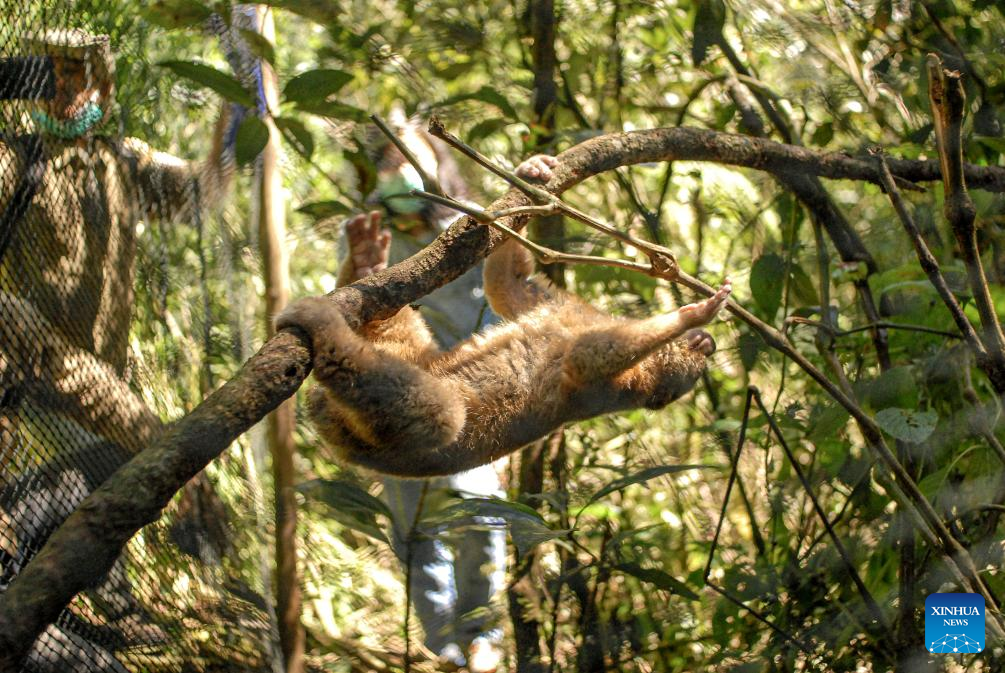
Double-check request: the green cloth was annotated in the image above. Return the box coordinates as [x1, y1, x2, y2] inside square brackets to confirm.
[31, 103, 103, 139]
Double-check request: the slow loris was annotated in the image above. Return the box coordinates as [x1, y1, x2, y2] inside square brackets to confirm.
[278, 155, 731, 477]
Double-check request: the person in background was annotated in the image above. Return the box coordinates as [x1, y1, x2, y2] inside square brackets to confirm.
[360, 113, 507, 672]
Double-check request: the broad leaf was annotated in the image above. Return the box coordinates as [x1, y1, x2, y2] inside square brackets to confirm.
[875, 408, 937, 444]
[615, 562, 700, 600]
[585, 465, 714, 508]
[433, 86, 518, 120]
[298, 478, 391, 543]
[295, 99, 368, 122]
[738, 331, 763, 371]
[142, 0, 212, 29]
[467, 118, 509, 143]
[234, 115, 268, 165]
[238, 28, 276, 65]
[430, 497, 565, 556]
[977, 136, 1005, 154]
[296, 200, 351, 220]
[159, 60, 254, 107]
[750, 253, 785, 320]
[275, 116, 315, 160]
[283, 69, 353, 105]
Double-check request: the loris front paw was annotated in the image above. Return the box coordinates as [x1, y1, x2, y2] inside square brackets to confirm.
[515, 154, 558, 183]
[677, 279, 732, 329]
[345, 210, 391, 281]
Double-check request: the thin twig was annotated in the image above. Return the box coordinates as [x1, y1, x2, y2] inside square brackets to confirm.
[927, 56, 1005, 372]
[785, 316, 963, 341]
[703, 388, 816, 655]
[409, 189, 663, 277]
[371, 114, 444, 197]
[403, 481, 431, 673]
[428, 117, 552, 202]
[426, 118, 680, 277]
[873, 151, 989, 361]
[751, 389, 890, 635]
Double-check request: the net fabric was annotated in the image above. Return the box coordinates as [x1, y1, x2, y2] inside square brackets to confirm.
[0, 3, 274, 671]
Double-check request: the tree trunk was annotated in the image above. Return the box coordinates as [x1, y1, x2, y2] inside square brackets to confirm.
[254, 8, 305, 672]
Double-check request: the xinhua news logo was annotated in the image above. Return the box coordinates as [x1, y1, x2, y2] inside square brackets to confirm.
[925, 593, 985, 654]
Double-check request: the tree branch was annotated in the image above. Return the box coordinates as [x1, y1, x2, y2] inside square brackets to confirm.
[3, 123, 1005, 668]
[873, 152, 1005, 392]
[927, 55, 1005, 366]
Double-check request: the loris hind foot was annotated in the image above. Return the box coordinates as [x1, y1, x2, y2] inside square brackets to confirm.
[680, 280, 731, 356]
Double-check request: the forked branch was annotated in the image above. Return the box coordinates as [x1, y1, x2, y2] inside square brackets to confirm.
[927, 55, 1005, 371]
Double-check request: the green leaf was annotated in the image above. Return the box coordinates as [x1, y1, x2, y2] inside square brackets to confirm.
[977, 136, 1005, 154]
[431, 497, 565, 556]
[295, 99, 368, 122]
[298, 478, 392, 544]
[467, 118, 509, 143]
[296, 200, 351, 220]
[811, 122, 834, 147]
[738, 331, 763, 371]
[788, 265, 819, 306]
[875, 408, 937, 444]
[283, 68, 353, 105]
[238, 28, 276, 65]
[585, 465, 714, 508]
[807, 404, 850, 443]
[275, 116, 315, 160]
[158, 60, 253, 107]
[433, 86, 518, 120]
[750, 253, 786, 320]
[905, 123, 933, 145]
[691, 0, 726, 66]
[299, 478, 392, 518]
[142, 0, 212, 29]
[234, 115, 269, 165]
[257, 0, 340, 23]
[615, 562, 700, 600]
[864, 367, 917, 410]
[713, 103, 736, 129]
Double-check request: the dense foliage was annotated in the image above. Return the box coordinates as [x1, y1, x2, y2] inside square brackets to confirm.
[70, 0, 1005, 670]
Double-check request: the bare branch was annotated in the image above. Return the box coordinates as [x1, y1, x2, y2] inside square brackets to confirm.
[927, 56, 1005, 369]
[371, 114, 444, 197]
[873, 153, 990, 358]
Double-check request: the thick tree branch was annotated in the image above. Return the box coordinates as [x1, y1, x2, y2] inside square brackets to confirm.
[2, 124, 1005, 668]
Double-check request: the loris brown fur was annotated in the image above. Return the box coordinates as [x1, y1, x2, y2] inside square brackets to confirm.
[277, 156, 731, 477]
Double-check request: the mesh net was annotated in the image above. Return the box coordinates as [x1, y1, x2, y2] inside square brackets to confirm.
[0, 3, 277, 671]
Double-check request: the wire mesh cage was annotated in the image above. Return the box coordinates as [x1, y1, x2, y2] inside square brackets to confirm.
[0, 2, 276, 671]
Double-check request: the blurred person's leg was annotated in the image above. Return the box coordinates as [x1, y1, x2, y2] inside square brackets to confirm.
[450, 463, 507, 670]
[383, 475, 464, 666]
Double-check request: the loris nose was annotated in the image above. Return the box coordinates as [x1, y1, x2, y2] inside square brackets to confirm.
[685, 329, 716, 356]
